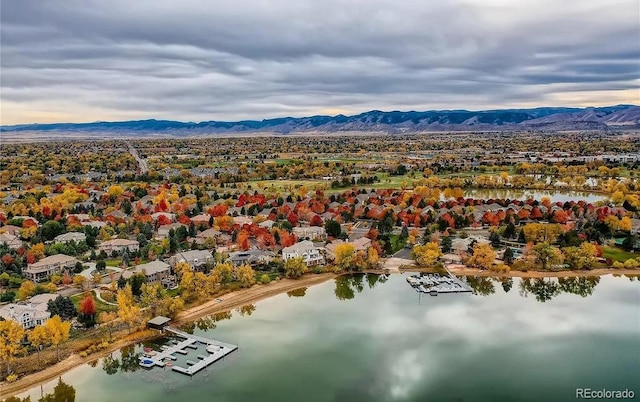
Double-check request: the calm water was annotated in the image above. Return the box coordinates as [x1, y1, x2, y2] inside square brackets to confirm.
[17, 274, 640, 402]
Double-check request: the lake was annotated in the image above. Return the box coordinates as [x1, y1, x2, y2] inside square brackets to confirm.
[460, 189, 607, 203]
[16, 274, 640, 402]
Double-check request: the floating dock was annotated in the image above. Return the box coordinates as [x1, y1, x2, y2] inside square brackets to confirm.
[407, 271, 472, 295]
[139, 327, 238, 375]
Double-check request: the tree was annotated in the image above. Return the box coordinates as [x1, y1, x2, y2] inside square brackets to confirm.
[96, 260, 106, 272]
[92, 272, 102, 287]
[128, 273, 146, 297]
[98, 311, 118, 340]
[73, 275, 86, 290]
[42, 220, 65, 241]
[235, 264, 256, 288]
[0, 319, 25, 376]
[523, 223, 563, 244]
[412, 242, 442, 267]
[44, 315, 71, 361]
[325, 219, 342, 238]
[17, 280, 36, 300]
[467, 243, 497, 270]
[214, 262, 234, 284]
[140, 282, 166, 317]
[366, 247, 380, 269]
[47, 296, 77, 321]
[28, 324, 49, 368]
[618, 216, 632, 232]
[117, 284, 142, 333]
[563, 242, 598, 270]
[441, 236, 452, 253]
[503, 247, 515, 264]
[532, 242, 564, 270]
[284, 257, 308, 279]
[79, 294, 97, 327]
[334, 243, 356, 270]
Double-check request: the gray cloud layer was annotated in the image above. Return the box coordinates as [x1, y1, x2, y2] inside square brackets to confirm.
[1, 0, 639, 124]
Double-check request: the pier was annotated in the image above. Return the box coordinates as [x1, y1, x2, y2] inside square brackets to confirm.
[138, 327, 238, 375]
[406, 271, 472, 295]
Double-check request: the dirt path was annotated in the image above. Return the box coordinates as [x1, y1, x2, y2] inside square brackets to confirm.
[1, 273, 338, 399]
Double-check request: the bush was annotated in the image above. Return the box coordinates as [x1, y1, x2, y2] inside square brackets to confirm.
[260, 274, 270, 284]
[5, 374, 18, 383]
[0, 291, 16, 302]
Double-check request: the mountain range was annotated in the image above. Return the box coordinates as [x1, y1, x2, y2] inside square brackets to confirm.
[2, 105, 639, 136]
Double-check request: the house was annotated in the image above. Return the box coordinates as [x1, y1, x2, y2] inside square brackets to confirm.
[122, 260, 175, 288]
[81, 220, 107, 229]
[24, 254, 78, 282]
[293, 226, 327, 241]
[258, 220, 275, 229]
[53, 232, 86, 244]
[195, 228, 222, 245]
[190, 214, 211, 227]
[0, 224, 22, 236]
[226, 249, 276, 267]
[99, 238, 139, 254]
[325, 237, 372, 260]
[169, 250, 214, 271]
[0, 294, 57, 329]
[233, 215, 253, 226]
[156, 223, 186, 240]
[151, 212, 175, 222]
[282, 240, 325, 266]
[0, 232, 22, 250]
[631, 219, 640, 235]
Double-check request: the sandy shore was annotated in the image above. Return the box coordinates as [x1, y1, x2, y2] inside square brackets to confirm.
[0, 273, 338, 399]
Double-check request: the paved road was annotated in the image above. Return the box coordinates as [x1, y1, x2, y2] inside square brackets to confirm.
[128, 142, 148, 174]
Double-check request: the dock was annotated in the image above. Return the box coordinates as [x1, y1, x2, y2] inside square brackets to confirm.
[138, 327, 238, 375]
[406, 271, 472, 295]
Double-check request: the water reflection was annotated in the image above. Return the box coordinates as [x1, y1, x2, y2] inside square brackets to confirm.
[183, 310, 235, 333]
[236, 304, 256, 316]
[7, 378, 76, 402]
[97, 346, 140, 376]
[286, 287, 307, 297]
[334, 274, 389, 300]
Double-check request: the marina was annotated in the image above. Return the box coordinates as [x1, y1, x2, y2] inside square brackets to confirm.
[406, 271, 472, 295]
[138, 327, 238, 376]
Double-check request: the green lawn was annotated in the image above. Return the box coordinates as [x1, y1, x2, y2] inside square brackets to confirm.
[70, 292, 117, 314]
[602, 246, 639, 262]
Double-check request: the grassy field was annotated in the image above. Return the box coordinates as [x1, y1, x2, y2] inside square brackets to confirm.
[70, 292, 117, 314]
[602, 246, 639, 262]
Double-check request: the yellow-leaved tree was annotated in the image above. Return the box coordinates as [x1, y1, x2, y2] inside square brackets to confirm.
[284, 257, 308, 279]
[28, 324, 50, 367]
[235, 264, 256, 288]
[117, 284, 142, 333]
[17, 280, 36, 300]
[44, 315, 71, 362]
[412, 242, 442, 267]
[0, 319, 26, 376]
[467, 243, 497, 270]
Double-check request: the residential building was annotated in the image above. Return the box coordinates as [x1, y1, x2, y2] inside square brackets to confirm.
[195, 228, 222, 245]
[99, 238, 139, 254]
[156, 223, 186, 240]
[122, 260, 174, 288]
[226, 249, 276, 267]
[0, 294, 57, 329]
[293, 226, 327, 241]
[169, 250, 214, 271]
[24, 254, 78, 282]
[53, 232, 86, 244]
[325, 237, 372, 260]
[151, 212, 176, 222]
[282, 240, 325, 266]
[0, 232, 22, 250]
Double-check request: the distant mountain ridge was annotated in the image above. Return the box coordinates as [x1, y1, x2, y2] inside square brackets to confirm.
[2, 105, 639, 135]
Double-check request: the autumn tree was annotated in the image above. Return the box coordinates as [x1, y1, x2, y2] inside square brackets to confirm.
[0, 319, 25, 376]
[117, 284, 142, 333]
[532, 242, 564, 270]
[214, 262, 234, 284]
[235, 264, 256, 288]
[284, 257, 308, 279]
[78, 294, 97, 327]
[412, 242, 442, 267]
[467, 243, 497, 270]
[17, 280, 36, 300]
[334, 243, 356, 270]
[44, 315, 71, 361]
[522, 223, 563, 244]
[563, 242, 598, 270]
[98, 311, 118, 340]
[28, 324, 49, 367]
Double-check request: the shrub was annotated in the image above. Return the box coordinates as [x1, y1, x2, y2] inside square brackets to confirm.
[6, 374, 18, 383]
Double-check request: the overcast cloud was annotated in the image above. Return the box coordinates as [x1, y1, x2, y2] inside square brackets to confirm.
[1, 0, 639, 124]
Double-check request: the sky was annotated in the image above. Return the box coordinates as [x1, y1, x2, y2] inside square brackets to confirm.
[1, 0, 639, 125]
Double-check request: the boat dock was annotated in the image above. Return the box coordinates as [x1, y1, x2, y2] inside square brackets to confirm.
[406, 271, 472, 295]
[138, 327, 238, 375]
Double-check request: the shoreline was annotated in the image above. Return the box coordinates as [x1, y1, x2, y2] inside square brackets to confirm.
[3, 266, 639, 398]
[1, 273, 338, 399]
